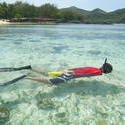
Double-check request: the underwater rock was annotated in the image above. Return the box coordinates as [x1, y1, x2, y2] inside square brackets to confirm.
[88, 50, 101, 55]
[49, 112, 70, 124]
[38, 98, 56, 109]
[52, 45, 69, 54]
[36, 93, 56, 110]
[29, 40, 39, 42]
[0, 106, 10, 124]
[15, 39, 24, 41]
[14, 42, 22, 45]
[98, 120, 105, 125]
[0, 38, 6, 40]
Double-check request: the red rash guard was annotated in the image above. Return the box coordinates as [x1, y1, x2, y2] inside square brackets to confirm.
[68, 67, 102, 78]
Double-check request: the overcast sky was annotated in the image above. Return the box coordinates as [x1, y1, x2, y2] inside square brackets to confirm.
[0, 0, 125, 12]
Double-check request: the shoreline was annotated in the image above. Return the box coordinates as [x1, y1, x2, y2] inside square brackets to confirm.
[0, 21, 113, 25]
[1, 19, 122, 25]
[0, 20, 10, 25]
[0, 20, 57, 25]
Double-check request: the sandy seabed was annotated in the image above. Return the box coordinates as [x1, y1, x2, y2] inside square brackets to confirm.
[0, 24, 125, 125]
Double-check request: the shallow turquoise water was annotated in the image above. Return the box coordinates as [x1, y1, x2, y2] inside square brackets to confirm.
[0, 24, 125, 125]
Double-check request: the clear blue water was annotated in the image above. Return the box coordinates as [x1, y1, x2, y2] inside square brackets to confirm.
[0, 24, 125, 125]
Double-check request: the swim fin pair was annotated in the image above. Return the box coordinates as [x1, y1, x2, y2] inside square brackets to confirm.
[0, 65, 31, 86]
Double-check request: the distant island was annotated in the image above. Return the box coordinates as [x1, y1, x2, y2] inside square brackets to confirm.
[0, 1, 125, 24]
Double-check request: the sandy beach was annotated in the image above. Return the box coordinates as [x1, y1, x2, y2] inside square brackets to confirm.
[0, 19, 57, 25]
[0, 20, 10, 25]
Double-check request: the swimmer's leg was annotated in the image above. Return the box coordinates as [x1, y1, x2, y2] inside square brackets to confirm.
[30, 68, 48, 76]
[25, 77, 50, 84]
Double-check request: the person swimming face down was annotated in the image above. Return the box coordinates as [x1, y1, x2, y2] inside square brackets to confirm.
[100, 58, 113, 74]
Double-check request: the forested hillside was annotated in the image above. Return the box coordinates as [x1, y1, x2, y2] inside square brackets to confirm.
[0, 1, 125, 24]
[63, 6, 125, 24]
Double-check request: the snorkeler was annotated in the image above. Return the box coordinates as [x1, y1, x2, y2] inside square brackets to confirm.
[25, 58, 113, 84]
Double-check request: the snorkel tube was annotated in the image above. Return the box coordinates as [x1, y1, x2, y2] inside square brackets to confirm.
[104, 58, 107, 65]
[102, 58, 108, 73]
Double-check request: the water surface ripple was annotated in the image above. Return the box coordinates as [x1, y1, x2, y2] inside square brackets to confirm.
[0, 24, 125, 125]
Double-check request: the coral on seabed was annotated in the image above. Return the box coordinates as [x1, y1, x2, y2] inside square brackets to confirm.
[0, 106, 10, 124]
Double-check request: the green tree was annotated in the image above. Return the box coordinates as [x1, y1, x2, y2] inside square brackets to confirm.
[73, 13, 84, 22]
[0, 2, 9, 19]
[8, 4, 15, 19]
[60, 10, 75, 21]
[14, 1, 24, 18]
[14, 13, 22, 18]
[39, 3, 59, 18]
[0, 5, 4, 18]
[120, 15, 125, 23]
[19, 3, 36, 18]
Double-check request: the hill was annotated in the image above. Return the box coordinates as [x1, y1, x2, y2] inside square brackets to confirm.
[61, 6, 125, 24]
[0, 2, 125, 24]
[61, 6, 90, 15]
